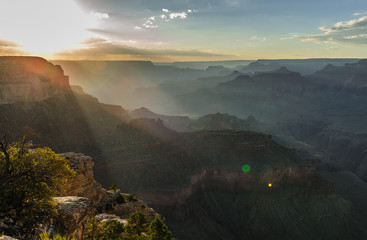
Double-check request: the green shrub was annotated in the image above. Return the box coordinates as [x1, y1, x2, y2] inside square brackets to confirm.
[123, 212, 148, 238]
[146, 214, 173, 240]
[116, 194, 126, 204]
[39, 232, 75, 240]
[86, 217, 125, 240]
[0, 138, 76, 232]
[85, 212, 175, 240]
[125, 194, 138, 202]
[108, 183, 119, 191]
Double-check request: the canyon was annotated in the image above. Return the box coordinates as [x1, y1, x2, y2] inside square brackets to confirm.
[1, 57, 367, 239]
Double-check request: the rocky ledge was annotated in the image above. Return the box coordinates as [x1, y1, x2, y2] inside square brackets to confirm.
[61, 152, 106, 205]
[1, 152, 159, 240]
[55, 152, 158, 239]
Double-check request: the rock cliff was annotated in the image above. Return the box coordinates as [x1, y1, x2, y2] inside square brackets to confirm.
[61, 152, 106, 205]
[0, 152, 159, 240]
[0, 57, 70, 104]
[1, 57, 366, 240]
[53, 196, 92, 239]
[310, 59, 367, 87]
[140, 166, 349, 240]
[54, 153, 158, 239]
[92, 125, 355, 239]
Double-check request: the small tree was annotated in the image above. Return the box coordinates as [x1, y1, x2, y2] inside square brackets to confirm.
[85, 217, 124, 240]
[0, 136, 75, 229]
[123, 212, 148, 238]
[146, 215, 173, 240]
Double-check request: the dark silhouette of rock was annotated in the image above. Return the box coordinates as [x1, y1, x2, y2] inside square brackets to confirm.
[309, 59, 367, 87]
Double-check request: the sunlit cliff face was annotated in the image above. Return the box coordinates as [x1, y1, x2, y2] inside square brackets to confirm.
[0, 0, 98, 55]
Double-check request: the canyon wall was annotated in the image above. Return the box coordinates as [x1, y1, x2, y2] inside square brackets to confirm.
[0, 57, 69, 104]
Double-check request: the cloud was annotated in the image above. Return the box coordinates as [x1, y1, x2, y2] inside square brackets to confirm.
[226, 0, 239, 6]
[91, 12, 110, 20]
[291, 15, 367, 45]
[138, 9, 197, 29]
[0, 47, 27, 55]
[54, 41, 232, 60]
[81, 0, 246, 12]
[0, 39, 21, 47]
[169, 12, 187, 20]
[250, 36, 267, 41]
[353, 11, 367, 16]
[79, 37, 109, 45]
[142, 16, 158, 29]
[0, 39, 27, 55]
[329, 16, 367, 31]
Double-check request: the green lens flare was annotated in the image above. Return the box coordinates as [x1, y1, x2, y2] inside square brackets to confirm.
[242, 164, 250, 173]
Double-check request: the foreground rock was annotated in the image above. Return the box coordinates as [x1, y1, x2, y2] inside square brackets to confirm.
[61, 152, 106, 205]
[0, 152, 160, 240]
[53, 197, 91, 239]
[53, 152, 159, 239]
[0, 236, 18, 240]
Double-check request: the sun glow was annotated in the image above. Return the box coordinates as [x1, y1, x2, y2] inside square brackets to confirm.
[0, 0, 100, 55]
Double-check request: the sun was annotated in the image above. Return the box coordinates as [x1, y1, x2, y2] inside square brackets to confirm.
[0, 0, 99, 55]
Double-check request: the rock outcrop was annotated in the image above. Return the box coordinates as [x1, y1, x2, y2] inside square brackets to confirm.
[53, 197, 91, 239]
[2, 57, 366, 240]
[0, 57, 70, 104]
[129, 107, 262, 133]
[0, 236, 18, 240]
[311, 59, 367, 87]
[0, 152, 160, 240]
[50, 152, 158, 239]
[140, 166, 349, 240]
[61, 153, 106, 205]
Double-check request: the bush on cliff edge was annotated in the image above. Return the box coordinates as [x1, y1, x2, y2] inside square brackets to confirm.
[0, 136, 75, 234]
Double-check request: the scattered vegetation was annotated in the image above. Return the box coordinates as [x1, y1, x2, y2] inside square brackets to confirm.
[146, 214, 174, 240]
[39, 232, 75, 240]
[85, 212, 174, 240]
[109, 183, 119, 191]
[0, 136, 76, 231]
[86, 217, 125, 240]
[125, 193, 138, 202]
[0, 135, 174, 239]
[116, 193, 126, 204]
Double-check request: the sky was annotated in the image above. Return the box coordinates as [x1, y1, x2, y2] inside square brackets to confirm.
[1, 0, 367, 61]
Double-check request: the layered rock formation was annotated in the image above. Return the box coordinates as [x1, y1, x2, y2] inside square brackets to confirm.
[310, 59, 367, 87]
[1, 56, 366, 239]
[92, 123, 356, 239]
[0, 152, 159, 240]
[140, 167, 349, 240]
[0, 57, 69, 104]
[61, 152, 106, 205]
[51, 153, 158, 239]
[129, 107, 193, 132]
[129, 107, 262, 133]
[53, 196, 92, 239]
[239, 60, 281, 73]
